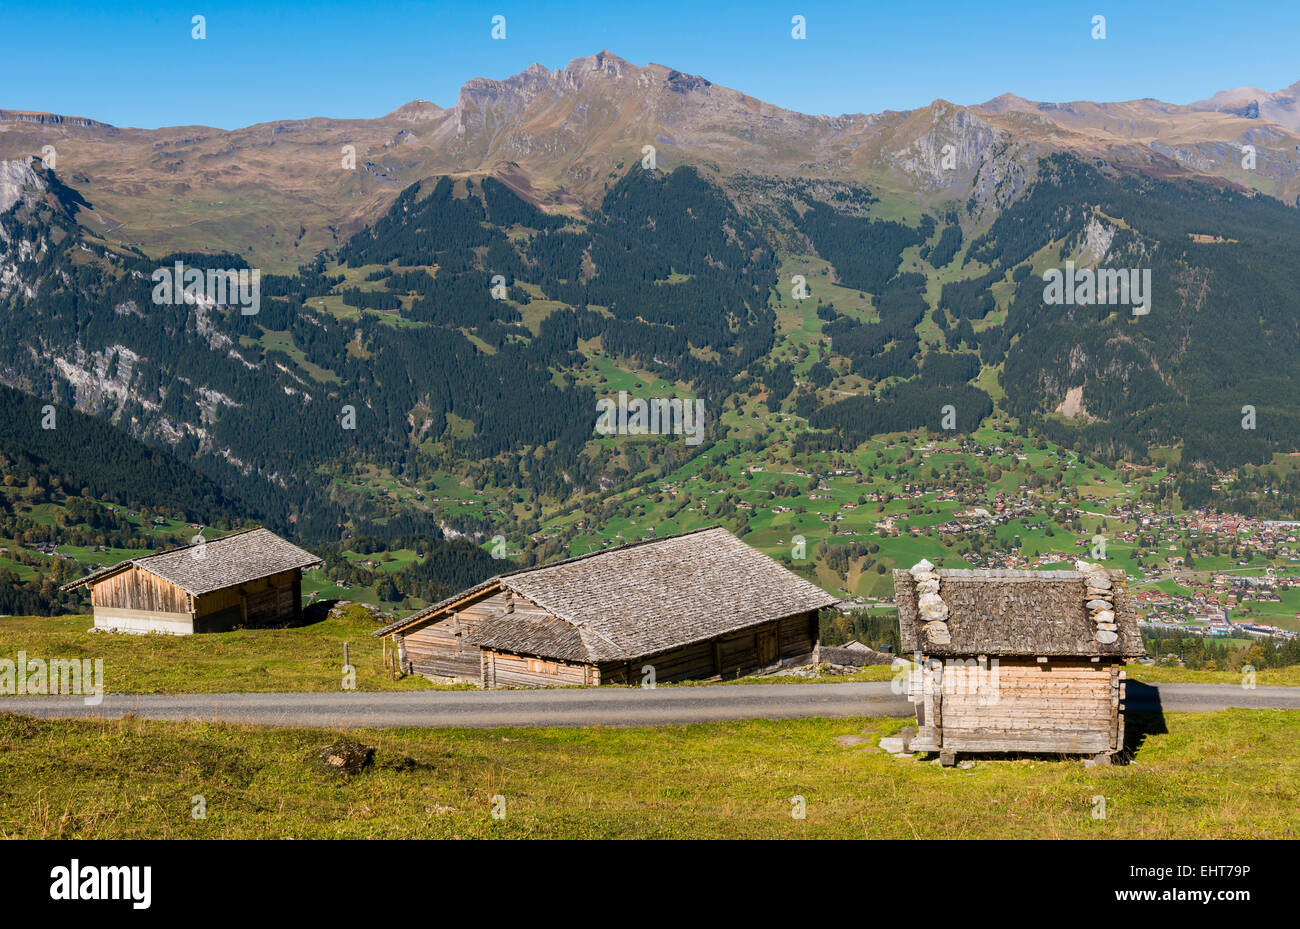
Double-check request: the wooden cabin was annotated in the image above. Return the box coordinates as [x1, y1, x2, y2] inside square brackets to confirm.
[374, 527, 840, 687]
[893, 561, 1144, 765]
[62, 528, 322, 635]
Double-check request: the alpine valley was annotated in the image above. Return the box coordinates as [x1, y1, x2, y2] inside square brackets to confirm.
[5, 51, 1300, 640]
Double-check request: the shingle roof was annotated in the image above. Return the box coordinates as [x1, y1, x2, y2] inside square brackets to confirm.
[894, 567, 1144, 658]
[376, 527, 841, 662]
[62, 528, 321, 596]
[469, 612, 592, 663]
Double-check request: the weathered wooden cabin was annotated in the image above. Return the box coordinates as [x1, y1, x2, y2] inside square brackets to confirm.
[374, 527, 840, 687]
[893, 561, 1144, 765]
[63, 528, 321, 634]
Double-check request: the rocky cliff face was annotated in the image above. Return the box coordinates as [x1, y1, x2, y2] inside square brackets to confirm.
[0, 157, 51, 300]
[0, 156, 45, 214]
[882, 102, 1038, 216]
[889, 104, 999, 188]
[0, 109, 110, 129]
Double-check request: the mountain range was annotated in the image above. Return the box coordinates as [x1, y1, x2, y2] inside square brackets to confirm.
[3, 51, 1300, 268]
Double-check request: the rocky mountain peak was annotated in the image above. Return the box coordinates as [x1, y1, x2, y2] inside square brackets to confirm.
[6, 55, 1300, 267]
[1189, 79, 1300, 132]
[384, 100, 445, 122]
[562, 50, 633, 79]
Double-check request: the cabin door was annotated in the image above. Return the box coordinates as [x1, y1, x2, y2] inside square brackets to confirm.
[757, 627, 779, 665]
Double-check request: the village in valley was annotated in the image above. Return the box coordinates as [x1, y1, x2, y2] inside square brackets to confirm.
[6, 415, 1300, 679]
[525, 416, 1300, 663]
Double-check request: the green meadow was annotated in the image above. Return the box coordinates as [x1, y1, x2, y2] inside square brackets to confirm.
[1, 709, 1294, 839]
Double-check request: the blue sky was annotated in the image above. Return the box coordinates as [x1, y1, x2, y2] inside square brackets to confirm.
[7, 0, 1298, 129]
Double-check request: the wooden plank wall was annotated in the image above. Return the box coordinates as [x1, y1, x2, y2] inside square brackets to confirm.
[930, 658, 1121, 754]
[402, 616, 481, 680]
[90, 567, 304, 635]
[90, 567, 189, 614]
[481, 650, 592, 688]
[597, 611, 819, 688]
[193, 569, 302, 631]
[779, 611, 818, 659]
[401, 590, 552, 682]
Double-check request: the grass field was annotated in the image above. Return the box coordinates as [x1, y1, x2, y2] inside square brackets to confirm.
[1119, 664, 1300, 686]
[0, 708, 1294, 838]
[0, 610, 443, 694]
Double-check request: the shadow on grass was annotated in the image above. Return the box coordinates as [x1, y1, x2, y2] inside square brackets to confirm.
[1117, 680, 1168, 763]
[883, 685, 1168, 767]
[241, 597, 343, 630]
[297, 598, 341, 628]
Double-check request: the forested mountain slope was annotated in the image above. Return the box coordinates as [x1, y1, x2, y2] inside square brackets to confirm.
[3, 131, 1300, 560]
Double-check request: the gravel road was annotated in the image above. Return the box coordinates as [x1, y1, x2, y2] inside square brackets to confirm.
[2, 681, 1296, 729]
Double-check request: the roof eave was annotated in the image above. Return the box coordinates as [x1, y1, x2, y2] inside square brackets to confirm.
[372, 578, 503, 637]
[59, 561, 135, 592]
[913, 646, 1145, 659]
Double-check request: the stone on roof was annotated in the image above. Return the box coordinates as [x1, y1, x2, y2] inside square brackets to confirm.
[894, 566, 1143, 658]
